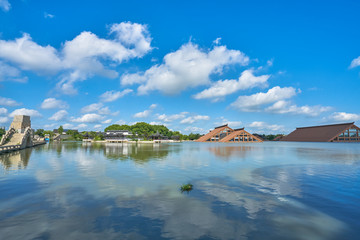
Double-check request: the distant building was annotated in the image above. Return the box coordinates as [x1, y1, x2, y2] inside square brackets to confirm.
[282, 122, 360, 142]
[104, 130, 135, 142]
[195, 124, 263, 142]
[149, 131, 168, 140]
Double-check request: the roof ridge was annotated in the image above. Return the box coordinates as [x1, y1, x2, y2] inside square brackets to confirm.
[296, 122, 354, 129]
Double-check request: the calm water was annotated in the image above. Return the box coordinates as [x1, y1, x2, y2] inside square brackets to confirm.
[0, 142, 359, 240]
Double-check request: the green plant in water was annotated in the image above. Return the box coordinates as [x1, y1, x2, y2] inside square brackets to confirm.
[180, 183, 193, 193]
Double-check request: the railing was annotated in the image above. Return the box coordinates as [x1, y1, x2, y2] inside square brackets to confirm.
[0, 144, 21, 153]
[0, 127, 15, 145]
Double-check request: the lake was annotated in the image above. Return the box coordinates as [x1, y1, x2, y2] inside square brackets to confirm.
[0, 142, 359, 240]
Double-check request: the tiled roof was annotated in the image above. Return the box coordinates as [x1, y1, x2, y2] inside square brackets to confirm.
[282, 122, 355, 142]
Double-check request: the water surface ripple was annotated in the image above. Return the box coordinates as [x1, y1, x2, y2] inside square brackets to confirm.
[0, 142, 359, 239]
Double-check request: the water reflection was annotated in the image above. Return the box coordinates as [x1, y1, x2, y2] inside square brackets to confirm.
[207, 145, 254, 160]
[0, 142, 359, 239]
[0, 148, 32, 171]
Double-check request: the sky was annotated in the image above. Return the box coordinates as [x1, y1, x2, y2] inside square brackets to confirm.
[0, 0, 360, 134]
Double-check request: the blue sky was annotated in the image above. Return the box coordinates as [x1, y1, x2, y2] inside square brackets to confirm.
[0, 0, 360, 134]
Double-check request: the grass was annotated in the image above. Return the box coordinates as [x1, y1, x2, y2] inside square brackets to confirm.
[180, 183, 193, 193]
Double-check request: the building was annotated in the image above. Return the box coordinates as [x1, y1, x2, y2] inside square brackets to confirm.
[104, 130, 135, 142]
[281, 122, 360, 142]
[195, 124, 263, 142]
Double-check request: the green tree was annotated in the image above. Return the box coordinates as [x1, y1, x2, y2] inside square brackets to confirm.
[58, 125, 64, 134]
[35, 129, 45, 137]
[0, 128, 5, 138]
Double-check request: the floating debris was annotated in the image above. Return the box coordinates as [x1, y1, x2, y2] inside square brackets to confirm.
[180, 183, 193, 193]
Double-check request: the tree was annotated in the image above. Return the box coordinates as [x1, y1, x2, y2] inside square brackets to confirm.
[35, 129, 45, 137]
[58, 125, 64, 134]
[0, 128, 5, 138]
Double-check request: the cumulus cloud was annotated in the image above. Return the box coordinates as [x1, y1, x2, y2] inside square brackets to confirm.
[102, 119, 112, 124]
[0, 22, 152, 95]
[0, 116, 9, 124]
[0, 107, 7, 115]
[249, 121, 285, 132]
[326, 112, 360, 122]
[9, 108, 42, 117]
[157, 112, 188, 122]
[193, 70, 270, 101]
[266, 100, 332, 116]
[49, 110, 68, 121]
[0, 61, 28, 82]
[94, 124, 102, 129]
[180, 115, 210, 124]
[81, 103, 111, 115]
[41, 98, 68, 109]
[184, 126, 207, 134]
[0, 0, 10, 12]
[230, 86, 297, 112]
[99, 89, 133, 102]
[133, 104, 157, 118]
[349, 56, 360, 69]
[71, 113, 104, 123]
[215, 117, 242, 128]
[0, 34, 62, 74]
[0, 96, 21, 106]
[121, 42, 249, 95]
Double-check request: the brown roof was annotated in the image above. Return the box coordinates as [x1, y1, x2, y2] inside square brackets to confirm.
[282, 122, 355, 142]
[219, 129, 263, 142]
[195, 125, 233, 142]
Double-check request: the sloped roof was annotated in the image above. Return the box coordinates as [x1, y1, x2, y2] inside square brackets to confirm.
[282, 122, 355, 142]
[195, 125, 233, 142]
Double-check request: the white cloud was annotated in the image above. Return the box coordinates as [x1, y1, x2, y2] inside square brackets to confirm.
[157, 112, 188, 122]
[75, 123, 88, 129]
[58, 22, 152, 94]
[249, 121, 285, 132]
[0, 116, 9, 124]
[0, 33, 62, 74]
[193, 70, 270, 101]
[350, 56, 360, 69]
[0, 61, 28, 82]
[121, 42, 249, 95]
[180, 115, 210, 124]
[94, 124, 102, 129]
[99, 89, 133, 102]
[49, 110, 68, 121]
[230, 86, 297, 112]
[81, 103, 111, 115]
[72, 113, 104, 123]
[44, 12, 55, 19]
[184, 126, 207, 134]
[0, 22, 152, 95]
[9, 108, 42, 118]
[133, 110, 151, 118]
[266, 100, 331, 116]
[326, 112, 360, 122]
[115, 120, 126, 125]
[0, 107, 7, 115]
[43, 123, 57, 129]
[133, 104, 157, 118]
[0, 96, 21, 107]
[41, 98, 68, 109]
[62, 123, 74, 129]
[102, 119, 112, 124]
[215, 117, 242, 128]
[0, 0, 10, 12]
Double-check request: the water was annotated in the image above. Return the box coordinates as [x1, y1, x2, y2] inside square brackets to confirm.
[0, 142, 359, 240]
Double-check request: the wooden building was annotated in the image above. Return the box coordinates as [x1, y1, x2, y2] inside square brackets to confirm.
[195, 124, 263, 143]
[282, 122, 360, 142]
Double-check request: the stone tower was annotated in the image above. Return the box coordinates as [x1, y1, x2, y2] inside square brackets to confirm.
[10, 115, 31, 133]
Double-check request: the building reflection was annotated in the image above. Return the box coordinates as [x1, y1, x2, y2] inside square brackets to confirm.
[207, 145, 254, 160]
[0, 148, 32, 170]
